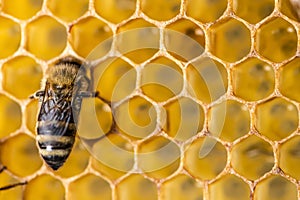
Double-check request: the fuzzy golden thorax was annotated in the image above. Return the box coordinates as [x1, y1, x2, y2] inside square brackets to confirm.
[46, 64, 79, 89]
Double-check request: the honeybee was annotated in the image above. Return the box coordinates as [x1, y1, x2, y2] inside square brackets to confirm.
[0, 56, 112, 191]
[32, 56, 99, 170]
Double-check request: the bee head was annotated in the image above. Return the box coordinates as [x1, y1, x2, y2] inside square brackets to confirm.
[47, 64, 82, 91]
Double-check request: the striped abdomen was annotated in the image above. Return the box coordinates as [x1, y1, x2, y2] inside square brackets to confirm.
[37, 119, 76, 170]
[37, 87, 76, 170]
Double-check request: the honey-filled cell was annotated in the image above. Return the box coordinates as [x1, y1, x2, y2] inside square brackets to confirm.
[116, 174, 158, 200]
[25, 16, 67, 60]
[0, 16, 21, 59]
[0, 133, 42, 177]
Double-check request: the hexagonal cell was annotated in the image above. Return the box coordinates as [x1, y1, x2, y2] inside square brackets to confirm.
[0, 133, 42, 177]
[77, 98, 113, 140]
[91, 133, 134, 180]
[163, 97, 204, 141]
[0, 94, 22, 138]
[209, 18, 251, 62]
[279, 58, 300, 102]
[209, 174, 251, 200]
[255, 97, 298, 141]
[2, 0, 43, 20]
[25, 99, 38, 134]
[2, 56, 43, 99]
[208, 100, 250, 142]
[186, 57, 228, 103]
[254, 175, 297, 200]
[114, 96, 157, 140]
[231, 135, 274, 180]
[94, 0, 136, 24]
[279, 0, 300, 21]
[279, 135, 300, 180]
[53, 139, 89, 178]
[69, 16, 113, 59]
[116, 18, 159, 63]
[184, 137, 227, 180]
[165, 19, 205, 62]
[0, 16, 21, 59]
[141, 56, 183, 102]
[256, 17, 297, 63]
[116, 174, 157, 200]
[94, 57, 137, 102]
[69, 173, 112, 200]
[232, 57, 275, 101]
[24, 174, 65, 199]
[25, 16, 67, 60]
[233, 0, 274, 24]
[47, 0, 89, 22]
[0, 170, 23, 199]
[138, 136, 180, 179]
[186, 0, 227, 23]
[140, 0, 180, 21]
[161, 174, 203, 200]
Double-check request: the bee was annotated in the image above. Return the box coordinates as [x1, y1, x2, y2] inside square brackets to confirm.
[0, 166, 27, 191]
[31, 56, 99, 170]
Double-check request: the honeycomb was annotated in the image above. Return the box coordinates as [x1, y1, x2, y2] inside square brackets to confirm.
[0, 0, 300, 199]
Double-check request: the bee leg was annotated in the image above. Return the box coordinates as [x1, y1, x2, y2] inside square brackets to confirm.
[78, 91, 99, 98]
[0, 166, 27, 191]
[29, 90, 45, 100]
[79, 91, 111, 104]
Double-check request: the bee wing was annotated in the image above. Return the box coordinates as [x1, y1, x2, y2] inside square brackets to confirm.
[37, 82, 75, 136]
